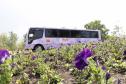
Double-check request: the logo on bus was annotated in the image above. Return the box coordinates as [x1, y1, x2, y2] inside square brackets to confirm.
[62, 38, 68, 41]
[46, 38, 51, 42]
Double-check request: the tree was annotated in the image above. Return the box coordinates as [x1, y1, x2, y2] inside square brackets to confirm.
[0, 32, 18, 50]
[0, 33, 8, 49]
[7, 32, 18, 50]
[17, 39, 24, 50]
[84, 20, 109, 40]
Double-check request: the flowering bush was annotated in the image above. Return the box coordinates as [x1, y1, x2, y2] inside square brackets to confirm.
[0, 49, 12, 84]
[71, 47, 112, 83]
[0, 36, 126, 83]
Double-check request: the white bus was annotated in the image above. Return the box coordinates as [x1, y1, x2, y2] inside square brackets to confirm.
[24, 27, 101, 51]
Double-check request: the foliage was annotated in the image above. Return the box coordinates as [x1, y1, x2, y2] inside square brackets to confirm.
[2, 50, 62, 84]
[1, 34, 126, 83]
[0, 59, 12, 84]
[7, 32, 18, 50]
[0, 32, 18, 51]
[16, 40, 25, 50]
[0, 33, 8, 49]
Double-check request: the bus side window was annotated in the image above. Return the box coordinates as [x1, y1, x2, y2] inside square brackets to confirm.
[34, 30, 43, 39]
[58, 30, 70, 38]
[90, 31, 99, 38]
[71, 30, 81, 38]
[45, 29, 58, 37]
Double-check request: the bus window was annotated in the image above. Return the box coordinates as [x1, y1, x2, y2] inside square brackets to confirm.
[28, 28, 43, 40]
[78, 31, 99, 38]
[71, 30, 81, 38]
[80, 31, 90, 38]
[34, 30, 43, 39]
[90, 31, 99, 38]
[71, 30, 90, 38]
[58, 30, 70, 38]
[45, 29, 58, 37]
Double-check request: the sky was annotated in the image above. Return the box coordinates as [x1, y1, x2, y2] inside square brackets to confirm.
[0, 0, 126, 39]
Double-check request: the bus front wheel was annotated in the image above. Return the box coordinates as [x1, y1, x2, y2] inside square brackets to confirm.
[33, 45, 44, 52]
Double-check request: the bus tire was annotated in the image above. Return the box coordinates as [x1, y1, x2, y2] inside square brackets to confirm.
[33, 44, 44, 52]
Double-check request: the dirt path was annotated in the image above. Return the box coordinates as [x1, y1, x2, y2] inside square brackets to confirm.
[57, 68, 76, 84]
[58, 70, 75, 84]
[112, 73, 126, 84]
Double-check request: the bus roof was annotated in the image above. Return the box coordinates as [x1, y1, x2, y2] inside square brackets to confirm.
[29, 27, 100, 31]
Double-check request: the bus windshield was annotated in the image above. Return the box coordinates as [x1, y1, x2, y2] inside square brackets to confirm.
[28, 28, 43, 44]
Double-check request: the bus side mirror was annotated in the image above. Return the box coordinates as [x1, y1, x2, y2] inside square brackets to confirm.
[24, 33, 27, 42]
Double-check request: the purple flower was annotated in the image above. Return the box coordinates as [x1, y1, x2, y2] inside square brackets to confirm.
[82, 48, 93, 58]
[75, 58, 88, 70]
[123, 50, 126, 55]
[77, 40, 81, 43]
[106, 72, 111, 80]
[117, 79, 121, 84]
[92, 45, 96, 48]
[93, 56, 97, 62]
[102, 66, 106, 70]
[0, 49, 10, 64]
[74, 48, 93, 70]
[93, 56, 99, 66]
[11, 63, 16, 68]
[44, 58, 49, 63]
[67, 43, 71, 46]
[0, 60, 3, 64]
[31, 56, 37, 60]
